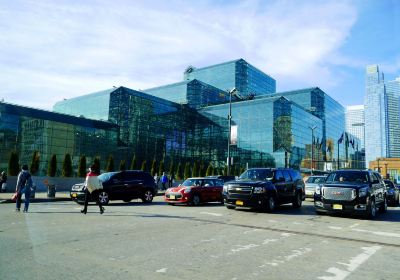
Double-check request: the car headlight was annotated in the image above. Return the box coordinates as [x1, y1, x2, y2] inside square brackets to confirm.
[184, 187, 191, 193]
[223, 185, 228, 193]
[253, 186, 266, 194]
[359, 187, 368, 197]
[315, 185, 322, 195]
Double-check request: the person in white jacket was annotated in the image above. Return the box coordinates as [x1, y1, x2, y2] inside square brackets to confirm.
[81, 165, 104, 214]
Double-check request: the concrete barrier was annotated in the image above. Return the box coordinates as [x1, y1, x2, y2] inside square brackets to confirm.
[1, 176, 84, 192]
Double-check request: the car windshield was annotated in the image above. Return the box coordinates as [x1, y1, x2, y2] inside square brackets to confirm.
[98, 172, 118, 182]
[238, 169, 273, 180]
[325, 171, 369, 183]
[384, 181, 394, 188]
[181, 179, 201, 186]
[306, 176, 325, 183]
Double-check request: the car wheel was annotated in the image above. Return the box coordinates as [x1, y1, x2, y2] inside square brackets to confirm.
[379, 197, 387, 213]
[98, 191, 109, 205]
[266, 196, 276, 212]
[292, 191, 302, 208]
[366, 198, 376, 219]
[226, 205, 235, 209]
[141, 190, 154, 203]
[192, 194, 201, 206]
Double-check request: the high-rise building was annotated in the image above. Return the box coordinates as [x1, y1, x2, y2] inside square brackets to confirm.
[346, 105, 364, 149]
[365, 65, 400, 165]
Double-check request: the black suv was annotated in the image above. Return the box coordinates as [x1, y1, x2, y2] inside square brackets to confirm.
[70, 170, 157, 205]
[223, 168, 305, 212]
[314, 169, 387, 219]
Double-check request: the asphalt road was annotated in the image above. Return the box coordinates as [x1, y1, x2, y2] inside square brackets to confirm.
[1, 198, 399, 280]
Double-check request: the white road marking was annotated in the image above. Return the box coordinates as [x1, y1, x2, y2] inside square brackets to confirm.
[351, 228, 400, 238]
[268, 219, 278, 223]
[318, 245, 382, 280]
[243, 229, 262, 234]
[230, 244, 260, 253]
[261, 247, 312, 267]
[328, 226, 343, 230]
[349, 223, 359, 229]
[200, 212, 223, 217]
[156, 268, 168, 273]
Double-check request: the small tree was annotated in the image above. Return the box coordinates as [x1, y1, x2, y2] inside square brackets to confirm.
[168, 160, 174, 178]
[158, 159, 165, 175]
[184, 162, 191, 180]
[119, 159, 126, 171]
[47, 154, 57, 177]
[176, 162, 183, 180]
[141, 160, 147, 171]
[93, 157, 101, 174]
[8, 151, 19, 176]
[130, 154, 137, 170]
[62, 153, 73, 177]
[192, 161, 199, 178]
[29, 150, 40, 175]
[106, 155, 115, 172]
[78, 155, 87, 177]
[150, 158, 157, 176]
[206, 163, 214, 176]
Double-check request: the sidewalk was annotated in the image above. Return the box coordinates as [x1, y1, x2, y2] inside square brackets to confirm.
[0, 190, 166, 204]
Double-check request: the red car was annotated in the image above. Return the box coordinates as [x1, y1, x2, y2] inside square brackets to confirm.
[164, 177, 224, 205]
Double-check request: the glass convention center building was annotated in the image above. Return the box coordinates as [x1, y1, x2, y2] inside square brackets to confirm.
[0, 59, 361, 175]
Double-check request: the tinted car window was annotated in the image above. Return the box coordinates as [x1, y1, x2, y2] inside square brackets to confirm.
[274, 170, 284, 181]
[215, 179, 224, 186]
[239, 169, 272, 180]
[384, 180, 394, 188]
[306, 176, 325, 183]
[282, 170, 292, 182]
[203, 180, 214, 186]
[98, 172, 119, 182]
[289, 170, 302, 181]
[325, 171, 369, 183]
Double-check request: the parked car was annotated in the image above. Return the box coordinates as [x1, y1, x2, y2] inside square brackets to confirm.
[206, 175, 236, 183]
[70, 170, 157, 205]
[164, 177, 224, 205]
[305, 175, 326, 198]
[384, 179, 399, 206]
[314, 169, 387, 219]
[223, 168, 305, 212]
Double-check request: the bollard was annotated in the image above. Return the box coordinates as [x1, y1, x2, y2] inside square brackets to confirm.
[47, 184, 56, 198]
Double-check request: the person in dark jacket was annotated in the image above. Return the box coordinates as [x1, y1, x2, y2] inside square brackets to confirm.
[15, 164, 33, 212]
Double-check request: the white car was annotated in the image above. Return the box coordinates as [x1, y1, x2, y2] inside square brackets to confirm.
[305, 176, 326, 198]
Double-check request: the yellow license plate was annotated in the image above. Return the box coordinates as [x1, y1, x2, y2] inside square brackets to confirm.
[72, 193, 77, 198]
[170, 195, 175, 200]
[333, 204, 342, 210]
[236, 200, 244, 206]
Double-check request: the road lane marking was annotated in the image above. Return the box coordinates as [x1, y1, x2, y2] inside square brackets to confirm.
[156, 268, 168, 273]
[351, 228, 400, 238]
[329, 226, 343, 230]
[200, 212, 223, 217]
[349, 223, 359, 228]
[318, 245, 382, 280]
[260, 247, 312, 267]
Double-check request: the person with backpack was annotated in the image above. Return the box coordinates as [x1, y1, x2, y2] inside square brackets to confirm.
[15, 164, 33, 213]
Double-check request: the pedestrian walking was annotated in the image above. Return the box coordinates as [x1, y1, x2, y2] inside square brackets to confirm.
[0, 171, 7, 192]
[81, 165, 104, 214]
[161, 172, 168, 190]
[15, 164, 33, 212]
[154, 173, 159, 188]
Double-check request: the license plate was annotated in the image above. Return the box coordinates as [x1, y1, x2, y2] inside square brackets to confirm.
[170, 195, 175, 200]
[333, 204, 342, 210]
[236, 200, 244, 206]
[72, 193, 77, 198]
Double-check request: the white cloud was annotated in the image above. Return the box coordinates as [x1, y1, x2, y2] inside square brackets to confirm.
[0, 0, 359, 109]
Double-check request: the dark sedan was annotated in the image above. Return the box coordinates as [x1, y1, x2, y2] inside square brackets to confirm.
[384, 179, 399, 206]
[70, 170, 157, 205]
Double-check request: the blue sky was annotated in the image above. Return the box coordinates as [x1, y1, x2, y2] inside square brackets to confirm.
[0, 0, 399, 110]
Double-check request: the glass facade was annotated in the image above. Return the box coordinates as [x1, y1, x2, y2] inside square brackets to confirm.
[4, 59, 349, 175]
[0, 102, 119, 175]
[201, 96, 323, 170]
[143, 79, 228, 108]
[184, 59, 276, 96]
[364, 65, 400, 165]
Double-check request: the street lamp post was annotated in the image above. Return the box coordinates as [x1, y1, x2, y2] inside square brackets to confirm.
[309, 126, 317, 175]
